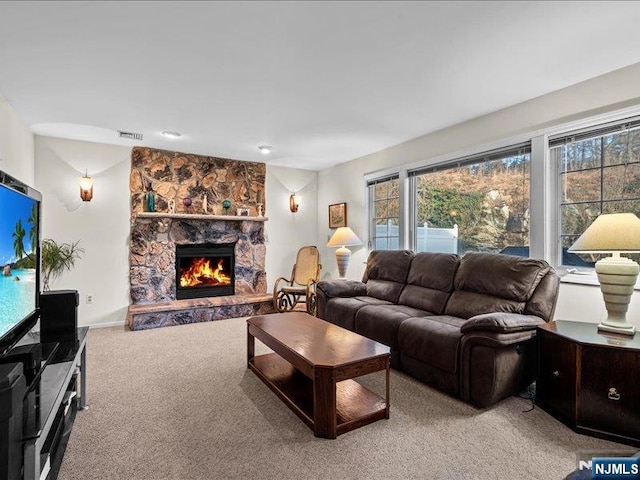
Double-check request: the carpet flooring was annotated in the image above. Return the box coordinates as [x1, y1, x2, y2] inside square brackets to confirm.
[58, 317, 629, 480]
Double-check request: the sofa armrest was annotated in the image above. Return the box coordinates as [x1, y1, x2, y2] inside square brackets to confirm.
[460, 312, 546, 334]
[317, 280, 366, 299]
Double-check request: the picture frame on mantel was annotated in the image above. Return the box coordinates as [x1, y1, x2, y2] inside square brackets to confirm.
[328, 202, 347, 228]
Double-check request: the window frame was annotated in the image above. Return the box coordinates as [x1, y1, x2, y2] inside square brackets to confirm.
[366, 173, 405, 251]
[407, 142, 532, 255]
[548, 116, 640, 271]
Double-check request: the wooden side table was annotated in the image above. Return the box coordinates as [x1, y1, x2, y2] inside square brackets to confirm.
[536, 320, 640, 447]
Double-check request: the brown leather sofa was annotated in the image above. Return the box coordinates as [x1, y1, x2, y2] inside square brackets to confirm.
[316, 250, 559, 407]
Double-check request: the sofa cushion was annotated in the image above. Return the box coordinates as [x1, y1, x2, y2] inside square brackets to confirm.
[397, 316, 466, 374]
[398, 252, 459, 314]
[322, 296, 392, 331]
[444, 252, 551, 319]
[363, 250, 414, 303]
[523, 271, 560, 321]
[354, 304, 430, 350]
[452, 252, 550, 302]
[445, 290, 525, 319]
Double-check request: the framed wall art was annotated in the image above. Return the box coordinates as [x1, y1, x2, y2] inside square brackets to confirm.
[328, 202, 347, 228]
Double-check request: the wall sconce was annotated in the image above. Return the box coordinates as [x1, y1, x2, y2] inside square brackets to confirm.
[79, 170, 93, 202]
[289, 193, 300, 213]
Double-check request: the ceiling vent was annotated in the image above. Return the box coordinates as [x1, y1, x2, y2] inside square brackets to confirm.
[118, 130, 143, 141]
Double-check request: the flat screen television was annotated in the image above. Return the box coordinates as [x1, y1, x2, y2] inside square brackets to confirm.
[0, 170, 41, 356]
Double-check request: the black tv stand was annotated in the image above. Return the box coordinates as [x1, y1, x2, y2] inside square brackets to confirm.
[20, 327, 88, 480]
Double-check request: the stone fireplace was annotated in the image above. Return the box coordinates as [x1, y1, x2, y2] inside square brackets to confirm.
[126, 147, 275, 330]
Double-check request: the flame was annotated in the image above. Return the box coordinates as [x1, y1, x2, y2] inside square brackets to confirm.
[179, 258, 231, 288]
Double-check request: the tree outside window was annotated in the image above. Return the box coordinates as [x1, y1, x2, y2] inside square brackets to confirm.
[553, 127, 640, 267]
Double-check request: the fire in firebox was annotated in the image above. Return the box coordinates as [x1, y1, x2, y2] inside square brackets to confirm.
[179, 257, 231, 288]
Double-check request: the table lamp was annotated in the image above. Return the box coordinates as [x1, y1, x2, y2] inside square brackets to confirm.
[568, 213, 640, 336]
[327, 227, 362, 279]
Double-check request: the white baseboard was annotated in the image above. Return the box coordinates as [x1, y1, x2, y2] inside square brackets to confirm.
[80, 320, 126, 329]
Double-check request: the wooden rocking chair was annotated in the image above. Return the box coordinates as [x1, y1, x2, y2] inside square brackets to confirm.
[273, 246, 322, 315]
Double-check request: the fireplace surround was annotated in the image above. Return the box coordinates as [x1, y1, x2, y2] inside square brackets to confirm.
[129, 213, 267, 303]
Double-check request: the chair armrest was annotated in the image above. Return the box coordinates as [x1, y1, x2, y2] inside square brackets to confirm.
[460, 312, 546, 334]
[317, 280, 366, 298]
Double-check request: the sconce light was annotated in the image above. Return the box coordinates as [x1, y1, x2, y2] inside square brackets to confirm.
[79, 170, 93, 202]
[289, 192, 300, 213]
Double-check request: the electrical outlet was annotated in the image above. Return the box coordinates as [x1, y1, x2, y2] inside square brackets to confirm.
[86, 294, 94, 304]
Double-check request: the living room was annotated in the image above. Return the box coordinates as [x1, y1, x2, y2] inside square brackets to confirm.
[1, 2, 640, 479]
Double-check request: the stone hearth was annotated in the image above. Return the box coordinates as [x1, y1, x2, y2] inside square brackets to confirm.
[127, 294, 274, 330]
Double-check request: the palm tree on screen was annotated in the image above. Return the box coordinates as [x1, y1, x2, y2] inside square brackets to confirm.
[28, 204, 37, 254]
[12, 219, 26, 261]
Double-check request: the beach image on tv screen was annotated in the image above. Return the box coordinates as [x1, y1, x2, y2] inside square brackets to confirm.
[0, 185, 38, 337]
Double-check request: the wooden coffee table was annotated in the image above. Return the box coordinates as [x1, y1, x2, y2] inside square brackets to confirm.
[247, 312, 391, 439]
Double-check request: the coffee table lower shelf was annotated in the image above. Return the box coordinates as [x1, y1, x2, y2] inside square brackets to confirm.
[249, 353, 387, 438]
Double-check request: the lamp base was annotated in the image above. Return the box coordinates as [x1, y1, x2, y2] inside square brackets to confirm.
[595, 255, 638, 337]
[335, 246, 352, 279]
[597, 322, 636, 336]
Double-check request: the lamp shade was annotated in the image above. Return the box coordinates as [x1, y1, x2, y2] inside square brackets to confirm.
[327, 227, 362, 247]
[569, 213, 640, 253]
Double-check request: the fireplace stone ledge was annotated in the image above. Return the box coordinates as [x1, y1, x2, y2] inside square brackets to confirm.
[127, 293, 275, 330]
[136, 212, 268, 222]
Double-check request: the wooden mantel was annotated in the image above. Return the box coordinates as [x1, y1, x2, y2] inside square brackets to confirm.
[135, 212, 268, 222]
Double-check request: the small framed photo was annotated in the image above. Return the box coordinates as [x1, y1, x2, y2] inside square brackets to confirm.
[237, 208, 250, 217]
[328, 202, 347, 228]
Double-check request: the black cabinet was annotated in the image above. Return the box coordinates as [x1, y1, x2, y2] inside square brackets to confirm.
[537, 320, 640, 447]
[21, 327, 88, 480]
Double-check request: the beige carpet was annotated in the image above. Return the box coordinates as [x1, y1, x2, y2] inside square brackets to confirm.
[59, 317, 627, 480]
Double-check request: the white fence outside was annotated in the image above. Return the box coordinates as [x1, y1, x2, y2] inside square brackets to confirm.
[374, 222, 458, 253]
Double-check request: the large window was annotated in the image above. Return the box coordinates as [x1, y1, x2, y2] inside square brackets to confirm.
[410, 144, 531, 255]
[368, 175, 400, 250]
[551, 119, 640, 267]
[361, 109, 640, 279]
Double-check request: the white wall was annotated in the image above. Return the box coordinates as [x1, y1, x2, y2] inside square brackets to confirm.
[265, 166, 319, 285]
[34, 137, 318, 327]
[317, 62, 640, 329]
[552, 282, 640, 324]
[35, 136, 132, 328]
[0, 94, 34, 183]
[317, 163, 369, 281]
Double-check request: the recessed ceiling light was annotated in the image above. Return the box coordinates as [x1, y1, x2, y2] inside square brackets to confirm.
[258, 145, 272, 155]
[162, 131, 182, 139]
